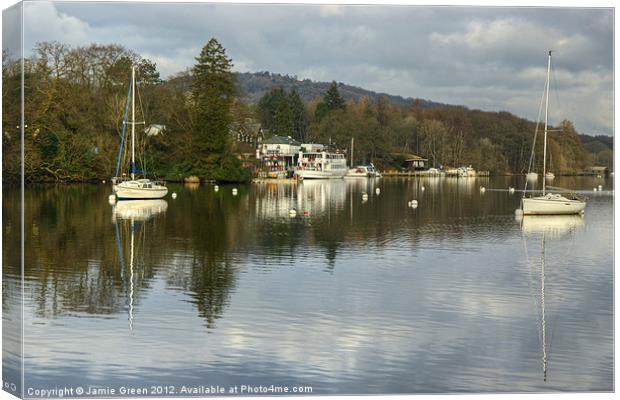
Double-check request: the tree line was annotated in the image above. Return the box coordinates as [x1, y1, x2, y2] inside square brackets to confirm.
[2, 38, 598, 183]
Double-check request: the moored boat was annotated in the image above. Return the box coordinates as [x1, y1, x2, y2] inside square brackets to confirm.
[295, 151, 347, 179]
[346, 164, 378, 178]
[112, 66, 168, 200]
[519, 51, 585, 216]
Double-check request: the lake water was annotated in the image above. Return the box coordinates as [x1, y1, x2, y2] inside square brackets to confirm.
[2, 176, 614, 396]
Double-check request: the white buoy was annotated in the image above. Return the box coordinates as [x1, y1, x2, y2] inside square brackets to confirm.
[509, 187, 515, 194]
[214, 185, 219, 192]
[598, 184, 603, 190]
[362, 192, 369, 200]
[232, 188, 238, 196]
[593, 187, 598, 192]
[108, 194, 116, 205]
[409, 200, 418, 208]
[421, 186, 425, 191]
[171, 192, 177, 199]
[289, 209, 297, 217]
[480, 186, 486, 193]
[102, 180, 106, 184]
[375, 188, 380, 195]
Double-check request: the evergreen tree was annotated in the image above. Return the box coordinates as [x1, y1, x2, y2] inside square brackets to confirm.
[257, 87, 286, 130]
[190, 38, 249, 182]
[315, 81, 345, 121]
[324, 81, 346, 111]
[273, 96, 294, 137]
[289, 88, 308, 142]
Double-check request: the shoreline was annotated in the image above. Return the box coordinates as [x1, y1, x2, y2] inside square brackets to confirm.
[4, 172, 610, 187]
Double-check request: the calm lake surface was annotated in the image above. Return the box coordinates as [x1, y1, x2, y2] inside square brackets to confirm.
[3, 176, 614, 395]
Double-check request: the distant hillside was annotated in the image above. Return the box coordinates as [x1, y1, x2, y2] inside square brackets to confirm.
[234, 71, 443, 108]
[579, 134, 613, 150]
[579, 134, 613, 169]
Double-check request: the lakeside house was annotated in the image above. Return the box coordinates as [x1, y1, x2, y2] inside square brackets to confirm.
[586, 166, 610, 176]
[403, 155, 428, 170]
[259, 135, 302, 174]
[257, 136, 336, 177]
[231, 118, 265, 147]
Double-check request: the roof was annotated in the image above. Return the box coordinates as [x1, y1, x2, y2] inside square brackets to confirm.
[262, 135, 301, 146]
[404, 155, 428, 161]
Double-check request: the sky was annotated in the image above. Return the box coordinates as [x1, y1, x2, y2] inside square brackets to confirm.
[6, 1, 615, 136]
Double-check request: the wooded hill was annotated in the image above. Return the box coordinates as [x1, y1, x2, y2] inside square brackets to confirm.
[235, 71, 442, 109]
[2, 40, 610, 183]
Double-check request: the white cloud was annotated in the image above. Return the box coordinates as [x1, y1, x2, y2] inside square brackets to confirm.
[24, 2, 92, 48]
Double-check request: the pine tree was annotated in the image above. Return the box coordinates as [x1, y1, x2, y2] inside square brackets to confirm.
[325, 81, 345, 110]
[257, 87, 286, 130]
[190, 38, 249, 182]
[315, 81, 345, 121]
[191, 38, 235, 153]
[289, 88, 308, 142]
[273, 96, 294, 137]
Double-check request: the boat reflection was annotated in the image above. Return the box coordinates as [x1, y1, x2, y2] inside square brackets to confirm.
[112, 199, 168, 222]
[518, 214, 584, 238]
[519, 214, 584, 382]
[112, 200, 167, 332]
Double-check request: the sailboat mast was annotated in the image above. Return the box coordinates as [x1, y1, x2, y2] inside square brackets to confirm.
[542, 51, 551, 196]
[131, 65, 136, 181]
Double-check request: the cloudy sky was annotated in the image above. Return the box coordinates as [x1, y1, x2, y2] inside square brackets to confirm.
[10, 1, 615, 135]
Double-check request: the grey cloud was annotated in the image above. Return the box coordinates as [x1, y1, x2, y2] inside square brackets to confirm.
[17, 2, 614, 135]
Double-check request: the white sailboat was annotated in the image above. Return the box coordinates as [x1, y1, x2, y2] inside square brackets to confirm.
[520, 51, 585, 215]
[112, 66, 168, 200]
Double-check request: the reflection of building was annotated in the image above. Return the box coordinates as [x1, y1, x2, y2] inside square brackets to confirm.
[253, 180, 347, 219]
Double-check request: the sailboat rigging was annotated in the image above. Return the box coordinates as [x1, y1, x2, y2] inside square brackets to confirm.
[520, 51, 585, 215]
[112, 65, 168, 200]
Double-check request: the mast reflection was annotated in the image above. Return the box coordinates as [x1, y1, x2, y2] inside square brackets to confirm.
[518, 214, 584, 382]
[112, 200, 168, 332]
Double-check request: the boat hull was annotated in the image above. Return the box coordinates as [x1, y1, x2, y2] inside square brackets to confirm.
[115, 181, 168, 199]
[521, 196, 585, 215]
[295, 170, 347, 179]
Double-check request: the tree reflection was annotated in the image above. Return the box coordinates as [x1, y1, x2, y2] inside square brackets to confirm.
[8, 178, 522, 330]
